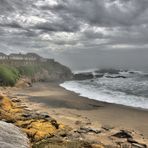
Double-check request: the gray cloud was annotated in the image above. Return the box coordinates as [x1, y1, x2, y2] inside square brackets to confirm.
[0, 0, 148, 71]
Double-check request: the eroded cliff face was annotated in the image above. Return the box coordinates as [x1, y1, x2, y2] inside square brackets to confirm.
[32, 61, 73, 82]
[0, 60, 73, 87]
[0, 57, 73, 87]
[20, 60, 73, 84]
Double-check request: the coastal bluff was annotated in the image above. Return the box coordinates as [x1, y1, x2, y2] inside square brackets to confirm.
[0, 52, 73, 85]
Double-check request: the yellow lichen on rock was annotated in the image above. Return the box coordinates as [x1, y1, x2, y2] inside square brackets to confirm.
[0, 95, 22, 113]
[23, 120, 57, 141]
[15, 119, 34, 127]
[0, 95, 13, 111]
[91, 144, 105, 148]
[0, 95, 23, 122]
[59, 123, 66, 129]
[0, 95, 62, 144]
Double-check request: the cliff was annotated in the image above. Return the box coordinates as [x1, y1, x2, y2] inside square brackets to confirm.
[0, 59, 73, 86]
[33, 60, 73, 82]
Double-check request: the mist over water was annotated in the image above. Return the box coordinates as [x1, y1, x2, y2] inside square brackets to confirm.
[55, 49, 148, 73]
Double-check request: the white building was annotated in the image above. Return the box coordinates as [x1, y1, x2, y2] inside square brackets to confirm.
[0, 53, 7, 60]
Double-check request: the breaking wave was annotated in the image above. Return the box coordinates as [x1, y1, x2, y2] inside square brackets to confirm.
[60, 69, 148, 109]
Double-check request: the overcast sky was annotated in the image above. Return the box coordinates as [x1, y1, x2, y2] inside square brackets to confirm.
[0, 0, 148, 71]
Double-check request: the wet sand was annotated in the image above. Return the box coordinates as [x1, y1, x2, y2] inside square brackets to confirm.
[10, 82, 148, 138]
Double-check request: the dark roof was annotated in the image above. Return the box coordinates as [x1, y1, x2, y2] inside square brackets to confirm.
[0, 52, 6, 56]
[26, 53, 40, 58]
[9, 53, 24, 57]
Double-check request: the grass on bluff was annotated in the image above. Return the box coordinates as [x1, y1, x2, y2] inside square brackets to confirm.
[18, 65, 42, 77]
[0, 65, 20, 86]
[0, 60, 71, 86]
[0, 64, 43, 86]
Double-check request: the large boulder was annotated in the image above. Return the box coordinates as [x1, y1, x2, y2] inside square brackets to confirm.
[0, 121, 30, 148]
[73, 72, 94, 80]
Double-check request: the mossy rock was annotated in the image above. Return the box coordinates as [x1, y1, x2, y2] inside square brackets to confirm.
[32, 139, 92, 148]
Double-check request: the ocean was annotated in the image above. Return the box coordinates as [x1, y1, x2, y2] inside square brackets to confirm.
[60, 69, 148, 109]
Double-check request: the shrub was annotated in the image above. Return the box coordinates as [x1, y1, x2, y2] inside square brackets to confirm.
[18, 65, 42, 77]
[0, 65, 20, 86]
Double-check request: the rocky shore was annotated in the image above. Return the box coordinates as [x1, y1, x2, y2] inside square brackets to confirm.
[0, 84, 148, 148]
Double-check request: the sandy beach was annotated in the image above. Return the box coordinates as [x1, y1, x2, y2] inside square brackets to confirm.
[8, 82, 148, 139]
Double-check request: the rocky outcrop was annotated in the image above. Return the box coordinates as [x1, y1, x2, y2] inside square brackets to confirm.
[0, 95, 64, 143]
[15, 77, 32, 88]
[73, 72, 94, 80]
[73, 69, 128, 80]
[30, 60, 73, 83]
[0, 121, 29, 148]
[0, 95, 104, 148]
[105, 75, 127, 78]
[95, 69, 121, 75]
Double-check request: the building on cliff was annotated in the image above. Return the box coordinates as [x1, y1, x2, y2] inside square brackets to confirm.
[9, 53, 41, 61]
[0, 53, 8, 60]
[0, 52, 51, 66]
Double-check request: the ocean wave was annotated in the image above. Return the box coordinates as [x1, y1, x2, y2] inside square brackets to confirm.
[73, 68, 148, 80]
[61, 69, 148, 109]
[60, 80, 148, 109]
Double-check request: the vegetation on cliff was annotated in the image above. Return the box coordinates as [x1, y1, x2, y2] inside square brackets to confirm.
[0, 65, 20, 86]
[18, 65, 42, 77]
[0, 60, 72, 86]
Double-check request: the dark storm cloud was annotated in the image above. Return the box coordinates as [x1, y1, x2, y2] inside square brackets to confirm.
[0, 22, 22, 28]
[33, 20, 80, 33]
[82, 29, 104, 39]
[49, 0, 148, 27]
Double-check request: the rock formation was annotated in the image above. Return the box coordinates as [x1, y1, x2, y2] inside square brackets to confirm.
[0, 121, 29, 148]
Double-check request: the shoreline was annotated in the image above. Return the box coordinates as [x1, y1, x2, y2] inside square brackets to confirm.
[8, 82, 148, 138]
[60, 83, 148, 112]
[60, 81, 148, 112]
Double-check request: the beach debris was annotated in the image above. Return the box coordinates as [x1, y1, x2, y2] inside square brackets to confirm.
[118, 143, 131, 148]
[102, 124, 114, 131]
[112, 130, 133, 139]
[131, 143, 147, 148]
[76, 126, 102, 134]
[127, 138, 147, 148]
[11, 97, 21, 102]
[21, 111, 52, 120]
[75, 120, 82, 125]
[32, 138, 97, 148]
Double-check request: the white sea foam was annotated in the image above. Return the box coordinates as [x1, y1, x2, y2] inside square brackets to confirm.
[60, 76, 148, 109]
[73, 68, 98, 74]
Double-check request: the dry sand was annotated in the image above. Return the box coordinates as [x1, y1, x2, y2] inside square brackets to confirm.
[9, 82, 148, 138]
